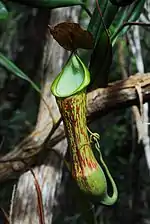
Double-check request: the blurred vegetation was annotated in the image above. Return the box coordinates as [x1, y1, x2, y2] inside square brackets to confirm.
[0, 0, 150, 223]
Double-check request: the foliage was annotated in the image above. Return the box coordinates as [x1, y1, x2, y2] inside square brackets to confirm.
[0, 0, 145, 89]
[0, 0, 149, 224]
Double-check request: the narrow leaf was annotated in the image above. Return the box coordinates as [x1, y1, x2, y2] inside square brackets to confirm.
[0, 53, 53, 118]
[88, 0, 118, 44]
[110, 0, 136, 6]
[89, 31, 112, 87]
[0, 52, 41, 93]
[7, 0, 92, 16]
[111, 0, 146, 44]
[8, 0, 83, 7]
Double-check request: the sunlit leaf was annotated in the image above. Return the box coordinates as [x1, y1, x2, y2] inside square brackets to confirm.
[0, 1, 8, 20]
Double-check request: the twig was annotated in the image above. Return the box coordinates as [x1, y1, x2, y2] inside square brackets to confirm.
[0, 207, 10, 224]
[30, 169, 45, 224]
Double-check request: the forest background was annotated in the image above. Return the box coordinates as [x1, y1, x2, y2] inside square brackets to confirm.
[0, 0, 150, 224]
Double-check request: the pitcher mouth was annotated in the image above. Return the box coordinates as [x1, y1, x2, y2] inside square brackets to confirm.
[51, 54, 90, 98]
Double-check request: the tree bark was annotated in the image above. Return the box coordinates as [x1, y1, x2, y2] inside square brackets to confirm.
[9, 6, 80, 224]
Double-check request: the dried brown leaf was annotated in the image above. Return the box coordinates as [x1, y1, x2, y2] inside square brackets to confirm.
[49, 22, 94, 51]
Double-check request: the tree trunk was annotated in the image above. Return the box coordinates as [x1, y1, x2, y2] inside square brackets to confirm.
[10, 6, 80, 224]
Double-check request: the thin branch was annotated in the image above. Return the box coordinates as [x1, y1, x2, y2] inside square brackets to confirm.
[0, 207, 10, 224]
[30, 169, 45, 224]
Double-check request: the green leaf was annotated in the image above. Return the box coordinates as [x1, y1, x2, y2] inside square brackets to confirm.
[88, 0, 118, 45]
[8, 0, 84, 8]
[0, 52, 41, 93]
[109, 0, 136, 7]
[110, 6, 129, 44]
[111, 0, 146, 45]
[8, 0, 91, 17]
[0, 1, 8, 20]
[88, 0, 108, 43]
[87, 0, 118, 87]
[89, 31, 112, 87]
